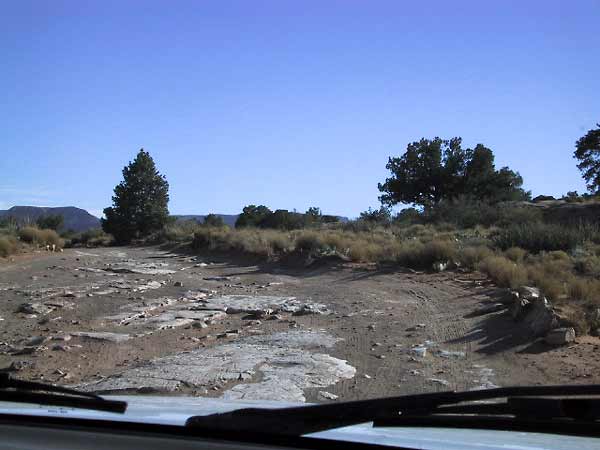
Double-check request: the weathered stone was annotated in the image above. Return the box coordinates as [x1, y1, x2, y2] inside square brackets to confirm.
[545, 327, 576, 346]
[51, 344, 69, 351]
[428, 378, 450, 386]
[173, 281, 183, 287]
[432, 261, 448, 272]
[523, 298, 559, 336]
[319, 391, 339, 400]
[104, 261, 176, 275]
[71, 332, 131, 343]
[16, 302, 53, 315]
[472, 303, 507, 317]
[510, 298, 530, 320]
[518, 286, 541, 300]
[411, 346, 427, 358]
[24, 336, 46, 346]
[438, 349, 466, 359]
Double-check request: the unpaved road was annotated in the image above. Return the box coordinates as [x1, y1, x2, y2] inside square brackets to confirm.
[1, 246, 599, 402]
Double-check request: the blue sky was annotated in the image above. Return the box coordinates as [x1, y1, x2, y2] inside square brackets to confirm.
[1, 1, 599, 218]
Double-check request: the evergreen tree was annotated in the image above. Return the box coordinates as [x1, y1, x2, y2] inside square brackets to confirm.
[102, 149, 169, 243]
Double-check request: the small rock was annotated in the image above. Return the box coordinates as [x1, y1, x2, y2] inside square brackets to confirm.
[428, 378, 450, 386]
[51, 344, 69, 351]
[1, 361, 30, 372]
[192, 321, 208, 329]
[378, 355, 386, 360]
[410, 346, 427, 358]
[319, 391, 339, 400]
[12, 347, 37, 355]
[363, 374, 372, 379]
[24, 336, 46, 346]
[174, 281, 183, 287]
[545, 327, 576, 346]
[367, 324, 376, 331]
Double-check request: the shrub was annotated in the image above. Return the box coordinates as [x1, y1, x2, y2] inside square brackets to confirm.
[504, 247, 527, 263]
[203, 214, 225, 227]
[18, 227, 64, 247]
[295, 231, 327, 253]
[70, 228, 113, 247]
[459, 245, 494, 269]
[0, 236, 17, 257]
[477, 256, 528, 289]
[397, 239, 457, 269]
[567, 278, 600, 304]
[493, 222, 583, 253]
[574, 255, 600, 277]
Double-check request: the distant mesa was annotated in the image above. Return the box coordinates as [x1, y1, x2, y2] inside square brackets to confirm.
[0, 206, 101, 232]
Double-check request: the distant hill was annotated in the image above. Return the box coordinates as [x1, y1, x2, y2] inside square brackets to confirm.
[0, 206, 101, 232]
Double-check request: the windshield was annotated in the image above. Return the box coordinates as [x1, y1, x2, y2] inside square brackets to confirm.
[1, 0, 600, 435]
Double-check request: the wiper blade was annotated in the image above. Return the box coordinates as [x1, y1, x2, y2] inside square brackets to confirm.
[0, 374, 127, 414]
[186, 384, 600, 437]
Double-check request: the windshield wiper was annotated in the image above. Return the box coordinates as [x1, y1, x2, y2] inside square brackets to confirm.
[186, 384, 600, 437]
[0, 374, 127, 413]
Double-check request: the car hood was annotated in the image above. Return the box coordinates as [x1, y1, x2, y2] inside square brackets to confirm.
[0, 395, 599, 450]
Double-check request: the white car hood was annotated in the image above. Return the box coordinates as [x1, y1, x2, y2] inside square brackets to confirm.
[1, 395, 598, 450]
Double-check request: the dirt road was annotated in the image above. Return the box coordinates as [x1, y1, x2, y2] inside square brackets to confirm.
[1, 246, 598, 402]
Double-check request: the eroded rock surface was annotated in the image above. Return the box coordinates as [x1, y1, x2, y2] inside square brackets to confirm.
[78, 330, 355, 402]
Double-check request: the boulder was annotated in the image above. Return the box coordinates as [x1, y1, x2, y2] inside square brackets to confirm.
[510, 297, 531, 320]
[498, 289, 519, 305]
[518, 286, 541, 301]
[545, 327, 576, 346]
[523, 297, 559, 336]
[432, 261, 448, 272]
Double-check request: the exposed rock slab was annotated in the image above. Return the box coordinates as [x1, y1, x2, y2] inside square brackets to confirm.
[78, 330, 355, 402]
[103, 261, 176, 275]
[199, 295, 331, 316]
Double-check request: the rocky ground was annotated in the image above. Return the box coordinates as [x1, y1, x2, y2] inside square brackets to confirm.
[1, 246, 599, 403]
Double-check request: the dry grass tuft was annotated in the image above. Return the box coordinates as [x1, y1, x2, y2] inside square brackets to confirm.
[0, 236, 18, 257]
[18, 226, 64, 247]
[477, 256, 528, 289]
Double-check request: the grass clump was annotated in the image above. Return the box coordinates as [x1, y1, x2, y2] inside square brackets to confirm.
[397, 239, 457, 269]
[0, 236, 18, 257]
[18, 226, 64, 247]
[493, 222, 584, 253]
[477, 256, 528, 289]
[459, 245, 494, 269]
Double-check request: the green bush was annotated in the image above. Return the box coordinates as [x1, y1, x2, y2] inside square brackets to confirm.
[493, 222, 584, 253]
[70, 228, 114, 247]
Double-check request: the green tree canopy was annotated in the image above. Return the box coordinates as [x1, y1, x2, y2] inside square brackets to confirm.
[305, 206, 322, 224]
[235, 205, 272, 228]
[574, 124, 600, 193]
[359, 206, 392, 224]
[378, 137, 529, 209]
[102, 149, 170, 243]
[36, 214, 64, 230]
[203, 214, 225, 227]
